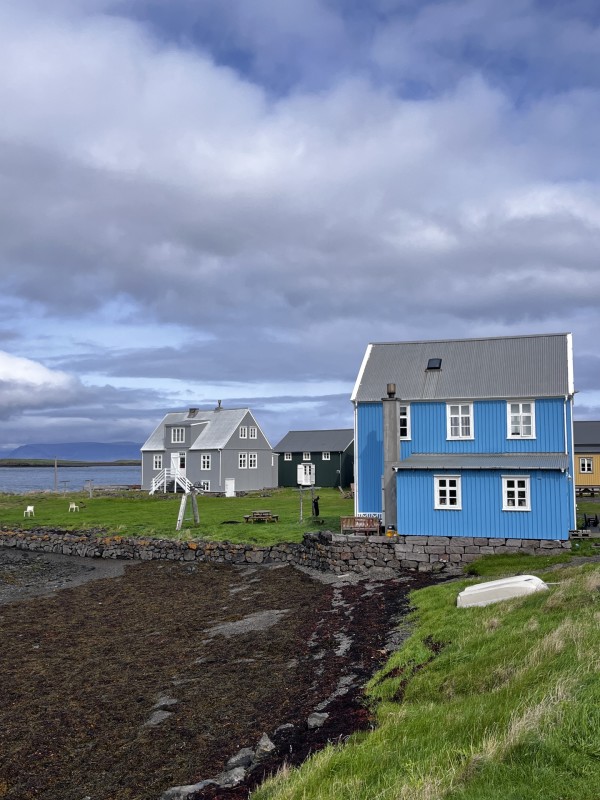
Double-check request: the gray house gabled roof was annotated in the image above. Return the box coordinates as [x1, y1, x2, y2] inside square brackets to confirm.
[351, 333, 574, 403]
[141, 408, 265, 452]
[274, 429, 354, 453]
[574, 421, 600, 453]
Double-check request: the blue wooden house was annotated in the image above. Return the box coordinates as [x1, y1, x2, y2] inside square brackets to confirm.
[351, 333, 576, 540]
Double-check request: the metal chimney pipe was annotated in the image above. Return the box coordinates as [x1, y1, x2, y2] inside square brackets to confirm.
[382, 386, 399, 529]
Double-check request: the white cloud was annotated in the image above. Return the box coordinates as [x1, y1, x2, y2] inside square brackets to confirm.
[1, 0, 600, 448]
[0, 351, 83, 418]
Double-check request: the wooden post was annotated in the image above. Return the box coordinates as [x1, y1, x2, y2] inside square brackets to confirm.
[176, 494, 187, 531]
[191, 491, 200, 524]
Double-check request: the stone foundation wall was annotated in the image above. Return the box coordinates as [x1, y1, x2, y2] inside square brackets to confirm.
[0, 528, 571, 576]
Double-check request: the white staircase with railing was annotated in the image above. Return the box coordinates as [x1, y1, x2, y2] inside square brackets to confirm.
[150, 468, 194, 495]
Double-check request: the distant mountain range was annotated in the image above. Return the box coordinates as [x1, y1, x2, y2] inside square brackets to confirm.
[6, 442, 142, 462]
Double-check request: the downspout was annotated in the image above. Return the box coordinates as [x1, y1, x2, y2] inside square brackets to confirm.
[382, 383, 399, 530]
[563, 396, 567, 455]
[219, 449, 222, 491]
[565, 395, 576, 531]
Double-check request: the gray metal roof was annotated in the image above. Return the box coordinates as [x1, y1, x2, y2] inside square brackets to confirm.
[351, 333, 573, 403]
[274, 429, 354, 453]
[574, 421, 600, 452]
[141, 408, 251, 451]
[393, 453, 569, 471]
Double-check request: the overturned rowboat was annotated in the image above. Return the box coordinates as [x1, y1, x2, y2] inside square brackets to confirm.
[457, 575, 549, 608]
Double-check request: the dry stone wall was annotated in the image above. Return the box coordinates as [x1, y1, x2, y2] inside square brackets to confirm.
[0, 528, 571, 576]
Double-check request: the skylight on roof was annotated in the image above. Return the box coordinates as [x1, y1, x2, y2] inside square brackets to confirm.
[427, 358, 442, 370]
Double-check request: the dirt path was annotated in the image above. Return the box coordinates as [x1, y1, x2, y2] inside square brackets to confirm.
[0, 548, 441, 800]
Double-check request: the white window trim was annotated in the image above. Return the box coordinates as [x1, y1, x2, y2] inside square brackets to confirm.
[239, 452, 247, 469]
[507, 400, 536, 439]
[153, 454, 162, 470]
[171, 427, 185, 444]
[579, 457, 593, 474]
[239, 426, 248, 439]
[399, 404, 411, 440]
[434, 475, 462, 510]
[502, 475, 531, 511]
[284, 452, 292, 461]
[446, 403, 474, 440]
[249, 452, 258, 469]
[201, 454, 211, 471]
[249, 426, 257, 439]
[303, 452, 311, 461]
[199, 480, 210, 491]
[322, 451, 330, 460]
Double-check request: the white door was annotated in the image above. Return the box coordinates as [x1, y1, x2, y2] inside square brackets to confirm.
[171, 451, 186, 476]
[225, 479, 235, 497]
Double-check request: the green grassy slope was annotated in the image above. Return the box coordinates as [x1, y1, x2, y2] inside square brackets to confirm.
[255, 556, 600, 800]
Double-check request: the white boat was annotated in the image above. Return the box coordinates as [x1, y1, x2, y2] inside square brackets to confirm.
[456, 575, 549, 608]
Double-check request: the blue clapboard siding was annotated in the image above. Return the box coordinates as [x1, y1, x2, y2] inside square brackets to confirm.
[356, 403, 383, 514]
[401, 398, 566, 457]
[357, 397, 573, 529]
[396, 469, 572, 539]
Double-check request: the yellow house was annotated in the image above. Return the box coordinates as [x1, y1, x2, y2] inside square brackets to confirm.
[574, 421, 600, 494]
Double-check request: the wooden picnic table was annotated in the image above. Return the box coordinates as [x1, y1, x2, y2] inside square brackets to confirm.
[244, 510, 279, 523]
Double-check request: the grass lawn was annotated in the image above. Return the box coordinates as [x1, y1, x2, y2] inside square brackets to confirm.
[0, 487, 354, 545]
[254, 552, 600, 800]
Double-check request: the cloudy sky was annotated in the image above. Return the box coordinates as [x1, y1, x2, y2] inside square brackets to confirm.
[1, 0, 599, 454]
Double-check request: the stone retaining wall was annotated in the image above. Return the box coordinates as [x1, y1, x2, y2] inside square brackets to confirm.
[0, 528, 571, 576]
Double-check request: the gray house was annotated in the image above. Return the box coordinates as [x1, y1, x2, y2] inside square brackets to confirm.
[274, 429, 354, 488]
[141, 405, 278, 493]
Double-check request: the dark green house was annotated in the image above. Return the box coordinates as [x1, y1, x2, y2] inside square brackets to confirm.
[274, 429, 354, 488]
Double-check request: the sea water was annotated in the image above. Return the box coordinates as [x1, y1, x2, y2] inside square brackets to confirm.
[0, 465, 141, 494]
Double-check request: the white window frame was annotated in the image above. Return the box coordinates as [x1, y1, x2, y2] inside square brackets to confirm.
[171, 427, 185, 444]
[434, 475, 462, 510]
[507, 401, 535, 439]
[199, 480, 210, 492]
[580, 457, 593, 474]
[502, 475, 531, 511]
[201, 454, 211, 471]
[153, 454, 162, 470]
[284, 452, 292, 461]
[447, 403, 474, 440]
[303, 452, 311, 461]
[249, 452, 258, 469]
[322, 451, 330, 461]
[238, 452, 247, 469]
[399, 404, 411, 439]
[249, 426, 257, 439]
[239, 426, 248, 439]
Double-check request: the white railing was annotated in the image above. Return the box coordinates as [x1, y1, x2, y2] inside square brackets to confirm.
[150, 468, 194, 495]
